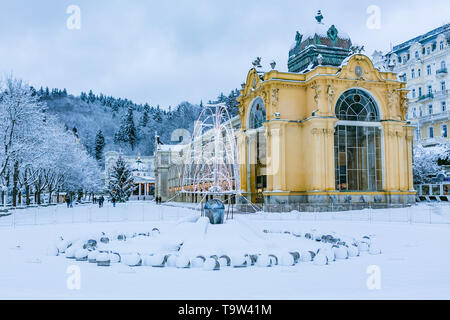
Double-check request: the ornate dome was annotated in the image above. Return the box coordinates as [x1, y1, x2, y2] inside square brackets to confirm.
[288, 10, 352, 73]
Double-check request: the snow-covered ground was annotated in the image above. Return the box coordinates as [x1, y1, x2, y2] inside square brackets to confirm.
[0, 202, 449, 300]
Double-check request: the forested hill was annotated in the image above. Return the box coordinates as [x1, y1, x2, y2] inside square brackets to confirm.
[36, 87, 240, 160]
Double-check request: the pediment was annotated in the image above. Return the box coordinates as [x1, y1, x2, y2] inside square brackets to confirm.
[337, 54, 385, 82]
[241, 68, 263, 97]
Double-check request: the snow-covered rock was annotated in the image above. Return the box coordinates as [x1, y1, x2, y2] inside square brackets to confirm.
[75, 249, 89, 261]
[358, 242, 370, 252]
[122, 253, 141, 266]
[219, 255, 231, 267]
[289, 251, 300, 264]
[191, 256, 205, 268]
[175, 256, 191, 268]
[88, 250, 98, 263]
[369, 244, 381, 255]
[96, 252, 110, 267]
[333, 246, 348, 260]
[109, 252, 121, 264]
[203, 258, 220, 271]
[46, 245, 59, 256]
[166, 255, 178, 267]
[56, 240, 71, 253]
[301, 251, 315, 262]
[150, 254, 168, 267]
[65, 246, 77, 259]
[280, 252, 295, 266]
[257, 255, 272, 267]
[268, 254, 279, 266]
[142, 255, 154, 266]
[231, 254, 248, 268]
[347, 245, 359, 257]
[313, 253, 328, 266]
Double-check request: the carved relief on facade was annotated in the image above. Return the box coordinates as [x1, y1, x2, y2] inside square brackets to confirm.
[271, 88, 279, 113]
[310, 83, 322, 109]
[386, 89, 401, 120]
[326, 84, 335, 114]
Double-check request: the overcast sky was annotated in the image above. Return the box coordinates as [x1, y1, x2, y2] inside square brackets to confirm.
[0, 0, 449, 108]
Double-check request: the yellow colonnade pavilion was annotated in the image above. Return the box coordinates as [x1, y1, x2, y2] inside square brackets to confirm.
[236, 54, 415, 208]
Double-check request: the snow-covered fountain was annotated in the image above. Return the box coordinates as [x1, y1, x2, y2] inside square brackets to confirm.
[49, 211, 381, 271]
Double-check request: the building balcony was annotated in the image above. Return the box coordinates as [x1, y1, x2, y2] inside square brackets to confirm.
[422, 136, 449, 147]
[418, 93, 434, 101]
[418, 110, 450, 123]
[435, 89, 449, 98]
[436, 68, 448, 76]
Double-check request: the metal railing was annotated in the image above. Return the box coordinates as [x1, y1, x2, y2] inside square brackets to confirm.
[0, 201, 193, 229]
[242, 203, 450, 225]
[0, 201, 448, 228]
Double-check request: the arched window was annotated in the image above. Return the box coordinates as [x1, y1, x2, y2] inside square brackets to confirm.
[248, 98, 266, 129]
[334, 89, 382, 191]
[442, 124, 448, 138]
[247, 98, 267, 201]
[335, 89, 379, 122]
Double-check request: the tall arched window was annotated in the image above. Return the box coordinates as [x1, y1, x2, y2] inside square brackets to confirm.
[248, 98, 266, 129]
[247, 98, 267, 202]
[334, 89, 382, 191]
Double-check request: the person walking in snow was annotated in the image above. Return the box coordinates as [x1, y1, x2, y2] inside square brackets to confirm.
[99, 195, 105, 208]
[65, 194, 70, 208]
[111, 196, 116, 207]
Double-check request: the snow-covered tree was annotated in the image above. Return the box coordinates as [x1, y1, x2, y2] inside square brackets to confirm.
[94, 130, 105, 162]
[413, 143, 449, 184]
[114, 106, 137, 150]
[107, 155, 135, 202]
[139, 103, 150, 127]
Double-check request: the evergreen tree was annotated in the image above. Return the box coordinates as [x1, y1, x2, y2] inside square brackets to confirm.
[153, 105, 163, 123]
[88, 90, 96, 103]
[114, 106, 137, 150]
[94, 130, 105, 162]
[140, 103, 150, 127]
[107, 155, 136, 202]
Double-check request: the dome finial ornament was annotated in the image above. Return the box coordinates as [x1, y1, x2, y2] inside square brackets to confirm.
[315, 10, 324, 24]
